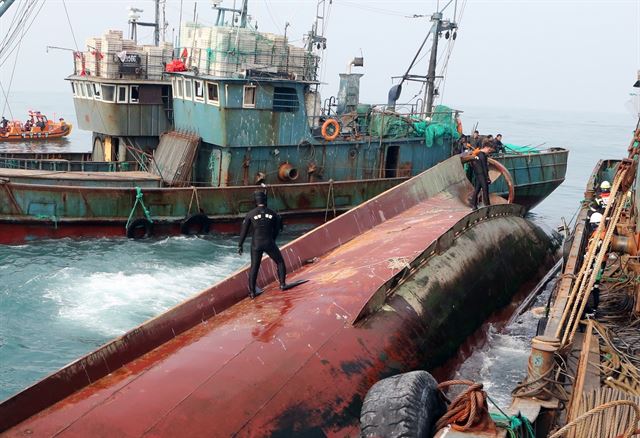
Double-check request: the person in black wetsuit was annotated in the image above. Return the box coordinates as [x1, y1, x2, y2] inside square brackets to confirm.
[238, 191, 287, 299]
[470, 144, 494, 209]
[494, 134, 505, 154]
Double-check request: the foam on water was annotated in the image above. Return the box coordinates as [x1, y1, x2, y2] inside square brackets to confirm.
[453, 281, 555, 410]
[0, 230, 304, 400]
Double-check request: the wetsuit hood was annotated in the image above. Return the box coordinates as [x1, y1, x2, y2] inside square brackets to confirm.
[254, 191, 267, 206]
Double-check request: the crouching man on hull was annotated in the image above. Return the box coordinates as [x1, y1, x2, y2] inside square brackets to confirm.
[238, 191, 288, 299]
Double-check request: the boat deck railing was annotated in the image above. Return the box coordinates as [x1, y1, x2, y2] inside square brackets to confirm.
[309, 105, 462, 141]
[72, 51, 173, 81]
[0, 157, 141, 173]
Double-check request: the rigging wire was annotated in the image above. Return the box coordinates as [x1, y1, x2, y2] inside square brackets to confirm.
[0, 0, 46, 69]
[0, 21, 27, 119]
[61, 0, 79, 52]
[435, 0, 467, 106]
[0, 0, 37, 56]
[339, 1, 413, 18]
[263, 0, 282, 34]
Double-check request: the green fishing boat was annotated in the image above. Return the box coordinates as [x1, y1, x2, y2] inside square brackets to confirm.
[0, 1, 567, 244]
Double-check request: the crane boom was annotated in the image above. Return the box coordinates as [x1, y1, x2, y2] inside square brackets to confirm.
[0, 0, 16, 18]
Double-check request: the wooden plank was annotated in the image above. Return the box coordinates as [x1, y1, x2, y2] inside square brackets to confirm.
[0, 168, 161, 181]
[567, 320, 599, 425]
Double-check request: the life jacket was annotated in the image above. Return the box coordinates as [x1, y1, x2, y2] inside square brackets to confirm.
[598, 192, 610, 207]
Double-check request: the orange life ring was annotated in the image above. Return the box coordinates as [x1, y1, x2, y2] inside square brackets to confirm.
[321, 118, 340, 141]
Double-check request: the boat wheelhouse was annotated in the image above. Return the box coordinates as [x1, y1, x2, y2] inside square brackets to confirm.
[66, 29, 173, 161]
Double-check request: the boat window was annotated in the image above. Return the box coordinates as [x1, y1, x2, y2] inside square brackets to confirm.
[102, 85, 116, 102]
[194, 80, 204, 102]
[85, 83, 94, 99]
[130, 85, 140, 103]
[243, 85, 256, 108]
[70, 82, 76, 96]
[173, 78, 183, 99]
[93, 83, 102, 100]
[117, 85, 128, 103]
[273, 87, 299, 112]
[184, 79, 192, 100]
[78, 82, 86, 98]
[206, 82, 219, 105]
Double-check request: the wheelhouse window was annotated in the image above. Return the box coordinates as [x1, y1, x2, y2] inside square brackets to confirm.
[273, 87, 299, 112]
[93, 83, 102, 100]
[70, 82, 76, 96]
[194, 80, 204, 102]
[85, 83, 94, 99]
[78, 82, 86, 98]
[206, 82, 219, 105]
[184, 79, 192, 100]
[117, 85, 128, 103]
[101, 84, 115, 102]
[243, 85, 256, 108]
[174, 78, 183, 99]
[130, 85, 140, 103]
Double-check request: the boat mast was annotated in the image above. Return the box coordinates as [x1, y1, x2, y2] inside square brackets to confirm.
[128, 1, 161, 45]
[154, 0, 160, 45]
[212, 0, 248, 28]
[423, 11, 456, 116]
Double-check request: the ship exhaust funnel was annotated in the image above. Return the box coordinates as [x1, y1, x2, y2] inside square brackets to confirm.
[387, 84, 402, 109]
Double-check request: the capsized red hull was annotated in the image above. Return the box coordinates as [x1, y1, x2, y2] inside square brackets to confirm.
[0, 157, 554, 436]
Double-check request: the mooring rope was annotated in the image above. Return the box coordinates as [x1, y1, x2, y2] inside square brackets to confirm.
[436, 380, 488, 432]
[125, 187, 153, 229]
[548, 400, 640, 438]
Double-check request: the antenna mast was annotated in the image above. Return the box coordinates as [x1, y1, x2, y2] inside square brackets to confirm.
[128, 1, 162, 45]
[212, 0, 249, 28]
[423, 11, 456, 116]
[307, 0, 328, 53]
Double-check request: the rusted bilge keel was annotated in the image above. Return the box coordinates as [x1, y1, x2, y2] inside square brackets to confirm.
[1, 157, 555, 437]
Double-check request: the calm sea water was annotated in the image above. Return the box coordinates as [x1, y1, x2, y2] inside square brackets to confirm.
[0, 95, 636, 405]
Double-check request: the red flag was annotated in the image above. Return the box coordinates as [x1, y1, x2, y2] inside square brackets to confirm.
[181, 48, 188, 59]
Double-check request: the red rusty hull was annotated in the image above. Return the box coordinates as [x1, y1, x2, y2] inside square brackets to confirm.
[0, 213, 329, 245]
[0, 157, 554, 436]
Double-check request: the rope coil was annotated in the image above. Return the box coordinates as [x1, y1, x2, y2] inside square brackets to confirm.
[435, 380, 488, 432]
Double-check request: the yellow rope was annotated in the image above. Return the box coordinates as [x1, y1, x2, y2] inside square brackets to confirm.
[549, 400, 640, 438]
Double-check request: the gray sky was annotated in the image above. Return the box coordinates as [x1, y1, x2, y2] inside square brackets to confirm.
[1, 0, 639, 114]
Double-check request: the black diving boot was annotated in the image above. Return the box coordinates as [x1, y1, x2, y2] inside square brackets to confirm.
[249, 287, 263, 299]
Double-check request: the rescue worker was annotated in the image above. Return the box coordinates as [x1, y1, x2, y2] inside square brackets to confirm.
[59, 118, 69, 132]
[596, 181, 611, 210]
[494, 134, 505, 154]
[238, 191, 288, 299]
[584, 212, 605, 317]
[1, 116, 8, 129]
[470, 130, 482, 149]
[470, 144, 494, 209]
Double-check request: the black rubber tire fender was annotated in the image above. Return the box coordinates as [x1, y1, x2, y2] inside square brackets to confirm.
[180, 213, 210, 235]
[360, 371, 446, 438]
[126, 218, 154, 239]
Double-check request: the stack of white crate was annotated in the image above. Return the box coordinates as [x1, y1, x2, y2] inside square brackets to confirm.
[143, 45, 166, 80]
[76, 29, 174, 80]
[178, 24, 312, 78]
[122, 39, 138, 51]
[100, 30, 124, 79]
[84, 37, 102, 76]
